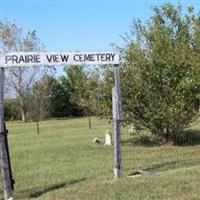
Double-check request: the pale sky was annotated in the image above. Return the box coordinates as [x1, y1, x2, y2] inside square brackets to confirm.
[1, 0, 200, 74]
[1, 0, 200, 51]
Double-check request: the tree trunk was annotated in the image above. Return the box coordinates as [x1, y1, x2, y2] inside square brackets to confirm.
[21, 107, 26, 123]
[19, 98, 27, 123]
[165, 128, 172, 143]
[36, 119, 40, 135]
[172, 133, 181, 145]
[36, 111, 40, 135]
[88, 115, 91, 129]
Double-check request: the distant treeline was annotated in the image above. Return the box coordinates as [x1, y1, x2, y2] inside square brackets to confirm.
[4, 65, 101, 121]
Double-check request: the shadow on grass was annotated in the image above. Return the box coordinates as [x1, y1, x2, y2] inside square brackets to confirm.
[129, 159, 200, 175]
[26, 177, 86, 199]
[143, 160, 181, 172]
[123, 129, 200, 147]
[177, 129, 200, 146]
[128, 160, 180, 176]
[122, 134, 160, 147]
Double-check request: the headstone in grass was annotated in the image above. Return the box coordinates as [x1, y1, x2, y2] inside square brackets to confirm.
[93, 138, 101, 144]
[105, 130, 112, 145]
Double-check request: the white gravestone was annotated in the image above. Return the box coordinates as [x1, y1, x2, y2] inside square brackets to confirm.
[93, 138, 101, 144]
[105, 130, 112, 145]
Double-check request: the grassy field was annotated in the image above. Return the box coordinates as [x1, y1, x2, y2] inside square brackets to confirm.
[0, 117, 200, 200]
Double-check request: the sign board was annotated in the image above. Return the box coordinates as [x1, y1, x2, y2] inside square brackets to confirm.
[0, 51, 120, 67]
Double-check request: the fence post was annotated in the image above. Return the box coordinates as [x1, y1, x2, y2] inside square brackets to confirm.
[0, 67, 13, 200]
[112, 65, 122, 178]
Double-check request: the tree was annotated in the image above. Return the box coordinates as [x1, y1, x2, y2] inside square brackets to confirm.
[4, 99, 21, 121]
[60, 65, 87, 117]
[25, 75, 54, 134]
[77, 68, 101, 129]
[50, 76, 75, 117]
[0, 21, 44, 122]
[98, 66, 115, 121]
[63, 65, 101, 128]
[100, 3, 200, 144]
[31, 75, 54, 119]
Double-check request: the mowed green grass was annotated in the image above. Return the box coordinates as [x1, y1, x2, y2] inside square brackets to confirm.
[0, 117, 200, 200]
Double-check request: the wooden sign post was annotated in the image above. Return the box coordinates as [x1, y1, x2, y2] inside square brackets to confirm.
[0, 68, 13, 200]
[112, 65, 122, 178]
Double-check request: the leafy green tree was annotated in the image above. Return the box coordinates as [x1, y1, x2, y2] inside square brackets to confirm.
[77, 68, 101, 128]
[4, 99, 21, 121]
[85, 69, 102, 115]
[30, 74, 75, 119]
[50, 77, 75, 117]
[100, 4, 200, 144]
[59, 65, 100, 127]
[61, 65, 87, 116]
[98, 66, 114, 121]
[30, 75, 54, 120]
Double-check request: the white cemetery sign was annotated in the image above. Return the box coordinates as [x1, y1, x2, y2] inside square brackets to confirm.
[0, 51, 119, 67]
